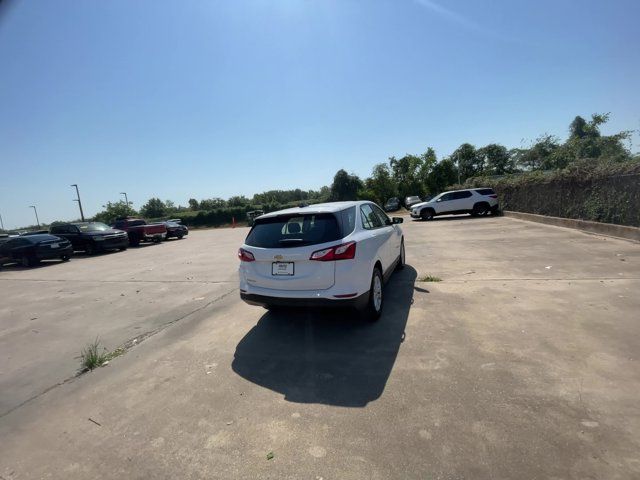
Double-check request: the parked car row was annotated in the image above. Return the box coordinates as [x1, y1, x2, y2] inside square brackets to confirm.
[0, 217, 188, 268]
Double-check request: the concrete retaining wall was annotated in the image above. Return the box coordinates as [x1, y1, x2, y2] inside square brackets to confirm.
[504, 211, 640, 242]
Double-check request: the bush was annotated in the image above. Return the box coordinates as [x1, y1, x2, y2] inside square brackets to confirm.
[463, 159, 640, 226]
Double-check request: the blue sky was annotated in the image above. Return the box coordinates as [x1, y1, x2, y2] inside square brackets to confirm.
[1, 0, 638, 228]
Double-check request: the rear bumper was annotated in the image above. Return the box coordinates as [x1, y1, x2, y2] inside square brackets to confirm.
[240, 291, 369, 309]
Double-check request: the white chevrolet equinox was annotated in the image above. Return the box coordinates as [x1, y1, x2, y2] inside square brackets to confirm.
[238, 201, 405, 320]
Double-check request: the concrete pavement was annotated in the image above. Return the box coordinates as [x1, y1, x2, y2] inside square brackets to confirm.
[1, 216, 639, 479]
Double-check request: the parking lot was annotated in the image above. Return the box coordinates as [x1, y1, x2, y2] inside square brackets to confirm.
[1, 216, 639, 479]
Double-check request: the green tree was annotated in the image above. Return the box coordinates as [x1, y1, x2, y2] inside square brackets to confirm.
[188, 198, 199, 211]
[140, 198, 167, 218]
[418, 148, 438, 189]
[389, 154, 424, 199]
[425, 159, 458, 194]
[517, 134, 560, 171]
[362, 163, 397, 205]
[329, 169, 363, 201]
[227, 195, 250, 207]
[199, 198, 227, 210]
[478, 144, 514, 175]
[451, 143, 483, 181]
[93, 201, 137, 224]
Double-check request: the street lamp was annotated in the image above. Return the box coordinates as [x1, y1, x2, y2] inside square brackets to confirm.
[120, 192, 129, 206]
[71, 184, 85, 222]
[0, 212, 4, 231]
[29, 205, 40, 227]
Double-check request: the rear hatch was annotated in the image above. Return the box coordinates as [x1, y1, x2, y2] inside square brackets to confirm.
[242, 212, 342, 291]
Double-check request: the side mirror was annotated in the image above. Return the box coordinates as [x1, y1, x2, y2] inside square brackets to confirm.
[436, 198, 442, 202]
[392, 217, 403, 224]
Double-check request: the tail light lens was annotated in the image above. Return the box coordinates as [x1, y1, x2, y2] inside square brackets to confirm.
[310, 241, 356, 261]
[238, 248, 255, 262]
[489, 194, 498, 198]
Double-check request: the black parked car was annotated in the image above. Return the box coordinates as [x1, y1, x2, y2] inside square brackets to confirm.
[50, 222, 129, 254]
[164, 221, 188, 240]
[384, 197, 401, 212]
[0, 234, 72, 267]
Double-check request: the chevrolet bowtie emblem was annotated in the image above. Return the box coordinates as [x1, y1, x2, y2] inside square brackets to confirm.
[274, 255, 284, 260]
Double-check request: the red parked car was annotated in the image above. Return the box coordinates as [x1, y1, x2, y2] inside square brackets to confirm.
[111, 218, 167, 247]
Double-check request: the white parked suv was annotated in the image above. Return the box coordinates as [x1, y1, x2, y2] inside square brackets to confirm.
[238, 201, 405, 320]
[410, 188, 499, 220]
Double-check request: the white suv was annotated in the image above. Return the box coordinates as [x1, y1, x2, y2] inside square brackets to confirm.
[410, 188, 499, 220]
[238, 201, 405, 320]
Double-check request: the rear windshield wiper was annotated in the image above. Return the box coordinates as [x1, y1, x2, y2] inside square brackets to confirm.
[279, 238, 305, 243]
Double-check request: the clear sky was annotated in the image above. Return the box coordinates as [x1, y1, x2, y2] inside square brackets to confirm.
[1, 0, 638, 228]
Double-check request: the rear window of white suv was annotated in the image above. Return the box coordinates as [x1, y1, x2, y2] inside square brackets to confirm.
[246, 213, 342, 248]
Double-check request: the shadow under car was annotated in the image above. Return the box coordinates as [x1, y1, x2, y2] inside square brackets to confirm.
[232, 265, 417, 407]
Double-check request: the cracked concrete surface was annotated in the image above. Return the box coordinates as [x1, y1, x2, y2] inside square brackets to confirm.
[0, 217, 639, 479]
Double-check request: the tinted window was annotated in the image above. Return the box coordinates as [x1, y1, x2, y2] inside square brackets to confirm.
[438, 193, 454, 202]
[339, 207, 356, 236]
[372, 205, 391, 226]
[452, 191, 473, 200]
[245, 213, 341, 248]
[360, 204, 382, 229]
[475, 188, 495, 195]
[50, 226, 64, 234]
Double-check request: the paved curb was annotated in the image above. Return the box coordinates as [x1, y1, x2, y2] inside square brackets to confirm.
[504, 211, 640, 243]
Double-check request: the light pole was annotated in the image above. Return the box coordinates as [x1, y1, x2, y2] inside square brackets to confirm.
[120, 192, 129, 207]
[29, 205, 40, 227]
[71, 184, 85, 222]
[0, 212, 4, 231]
[457, 151, 461, 185]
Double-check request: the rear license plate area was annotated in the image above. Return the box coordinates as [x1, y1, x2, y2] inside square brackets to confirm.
[272, 262, 294, 276]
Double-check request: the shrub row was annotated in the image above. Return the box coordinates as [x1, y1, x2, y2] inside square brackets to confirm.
[462, 159, 640, 227]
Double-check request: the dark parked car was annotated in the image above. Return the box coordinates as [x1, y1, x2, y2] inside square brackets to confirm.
[20, 230, 50, 236]
[164, 221, 188, 239]
[404, 196, 422, 209]
[50, 222, 129, 254]
[0, 234, 72, 267]
[384, 197, 401, 212]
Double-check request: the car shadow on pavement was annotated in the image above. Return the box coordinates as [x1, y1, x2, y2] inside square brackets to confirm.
[232, 265, 417, 407]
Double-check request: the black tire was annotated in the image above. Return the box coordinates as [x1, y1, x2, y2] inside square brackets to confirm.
[421, 209, 435, 221]
[472, 203, 489, 217]
[85, 243, 95, 255]
[361, 267, 384, 322]
[396, 239, 405, 270]
[61, 255, 70, 262]
[119, 246, 128, 251]
[177, 233, 184, 239]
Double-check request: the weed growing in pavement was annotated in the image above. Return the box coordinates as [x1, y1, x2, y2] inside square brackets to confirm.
[80, 338, 126, 372]
[418, 275, 442, 282]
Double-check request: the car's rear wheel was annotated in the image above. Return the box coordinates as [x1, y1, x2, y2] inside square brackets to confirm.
[177, 233, 184, 239]
[472, 203, 489, 216]
[361, 267, 383, 322]
[421, 209, 434, 221]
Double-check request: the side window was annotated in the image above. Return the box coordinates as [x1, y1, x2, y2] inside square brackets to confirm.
[114, 221, 124, 229]
[439, 193, 453, 202]
[372, 205, 391, 226]
[455, 191, 472, 199]
[339, 207, 356, 236]
[360, 204, 382, 230]
[50, 226, 62, 234]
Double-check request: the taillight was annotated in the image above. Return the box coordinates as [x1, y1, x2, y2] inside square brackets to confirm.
[489, 194, 498, 198]
[310, 241, 356, 261]
[238, 248, 255, 262]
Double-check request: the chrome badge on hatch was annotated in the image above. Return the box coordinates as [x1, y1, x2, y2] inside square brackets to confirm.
[274, 254, 284, 260]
